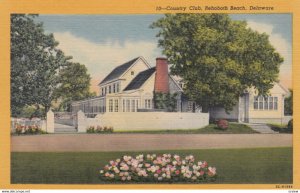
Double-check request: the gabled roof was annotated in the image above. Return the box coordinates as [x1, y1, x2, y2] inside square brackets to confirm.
[99, 57, 139, 85]
[124, 67, 156, 91]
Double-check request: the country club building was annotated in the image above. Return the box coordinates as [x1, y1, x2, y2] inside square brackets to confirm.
[71, 56, 289, 124]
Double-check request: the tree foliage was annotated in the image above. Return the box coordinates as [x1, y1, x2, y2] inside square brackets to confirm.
[11, 14, 70, 116]
[151, 14, 283, 112]
[154, 92, 177, 112]
[284, 89, 293, 115]
[11, 14, 94, 116]
[54, 62, 96, 111]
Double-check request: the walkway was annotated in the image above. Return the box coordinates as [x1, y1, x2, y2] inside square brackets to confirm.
[54, 123, 77, 133]
[11, 133, 292, 152]
[247, 123, 278, 134]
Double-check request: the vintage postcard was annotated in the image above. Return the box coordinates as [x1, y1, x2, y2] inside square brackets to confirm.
[0, 0, 299, 191]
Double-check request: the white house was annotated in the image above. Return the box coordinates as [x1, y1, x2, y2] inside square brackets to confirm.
[71, 56, 197, 116]
[209, 83, 289, 124]
[71, 56, 288, 124]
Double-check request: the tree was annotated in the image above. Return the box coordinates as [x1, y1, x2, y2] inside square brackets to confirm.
[54, 62, 96, 111]
[151, 14, 283, 112]
[284, 89, 293, 115]
[11, 14, 70, 116]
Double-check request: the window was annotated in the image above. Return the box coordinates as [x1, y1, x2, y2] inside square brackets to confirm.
[145, 99, 151, 109]
[264, 97, 269, 110]
[269, 97, 273, 110]
[114, 99, 119, 112]
[123, 99, 126, 112]
[258, 96, 263, 110]
[109, 85, 111, 94]
[254, 96, 258, 109]
[131, 71, 134, 75]
[131, 100, 135, 112]
[105, 87, 107, 95]
[254, 96, 278, 110]
[116, 83, 120, 93]
[126, 100, 130, 112]
[113, 84, 116, 93]
[109, 99, 113, 112]
[274, 97, 278, 110]
[187, 101, 195, 112]
[101, 88, 104, 96]
[136, 100, 139, 110]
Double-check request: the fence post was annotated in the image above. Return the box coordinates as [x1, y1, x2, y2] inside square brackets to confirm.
[77, 110, 87, 133]
[46, 110, 54, 133]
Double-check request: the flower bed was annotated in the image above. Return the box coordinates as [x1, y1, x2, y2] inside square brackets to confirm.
[99, 154, 217, 183]
[15, 124, 45, 135]
[87, 125, 113, 133]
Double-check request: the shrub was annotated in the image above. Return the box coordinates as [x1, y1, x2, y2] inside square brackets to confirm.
[96, 125, 103, 133]
[15, 124, 24, 135]
[87, 125, 113, 133]
[288, 119, 293, 133]
[99, 154, 217, 183]
[216, 119, 229, 130]
[87, 126, 95, 133]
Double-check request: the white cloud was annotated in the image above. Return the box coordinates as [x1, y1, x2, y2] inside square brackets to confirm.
[53, 32, 160, 92]
[247, 21, 292, 88]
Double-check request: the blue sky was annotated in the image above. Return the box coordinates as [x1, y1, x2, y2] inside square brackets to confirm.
[36, 14, 292, 92]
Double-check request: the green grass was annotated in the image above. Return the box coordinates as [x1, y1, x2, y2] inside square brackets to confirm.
[115, 123, 258, 134]
[11, 147, 292, 184]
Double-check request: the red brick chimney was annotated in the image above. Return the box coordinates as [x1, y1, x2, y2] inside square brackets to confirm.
[154, 57, 169, 93]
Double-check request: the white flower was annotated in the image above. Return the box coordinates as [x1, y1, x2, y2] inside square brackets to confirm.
[138, 164, 143, 168]
[109, 174, 114, 178]
[114, 168, 120, 173]
[158, 177, 163, 181]
[154, 174, 158, 178]
[162, 173, 166, 178]
[127, 176, 131, 180]
[191, 176, 197, 180]
[100, 170, 104, 174]
[121, 176, 126, 181]
[172, 161, 177, 165]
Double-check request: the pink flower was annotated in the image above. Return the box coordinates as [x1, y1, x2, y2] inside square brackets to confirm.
[201, 161, 208, 168]
[156, 169, 162, 174]
[208, 167, 217, 176]
[200, 170, 205, 176]
[175, 170, 180, 175]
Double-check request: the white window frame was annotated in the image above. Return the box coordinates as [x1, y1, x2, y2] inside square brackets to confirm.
[254, 96, 278, 110]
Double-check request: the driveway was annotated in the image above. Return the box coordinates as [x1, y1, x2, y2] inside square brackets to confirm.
[11, 133, 292, 152]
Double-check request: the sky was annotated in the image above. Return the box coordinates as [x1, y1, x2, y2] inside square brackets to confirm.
[36, 14, 292, 94]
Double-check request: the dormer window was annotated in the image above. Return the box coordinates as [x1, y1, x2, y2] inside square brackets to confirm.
[131, 71, 134, 75]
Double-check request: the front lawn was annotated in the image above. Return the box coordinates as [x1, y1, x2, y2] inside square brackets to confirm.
[11, 147, 292, 184]
[116, 123, 258, 134]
